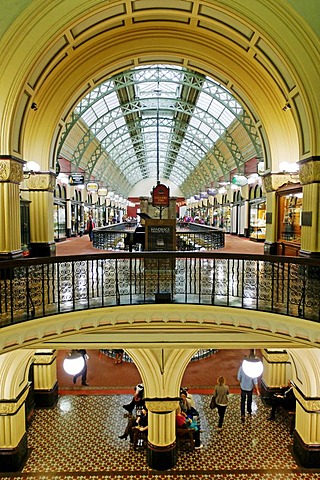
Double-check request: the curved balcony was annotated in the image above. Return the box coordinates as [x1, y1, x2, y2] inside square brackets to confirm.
[0, 251, 319, 327]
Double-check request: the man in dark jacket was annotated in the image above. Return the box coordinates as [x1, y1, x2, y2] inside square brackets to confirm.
[268, 380, 296, 420]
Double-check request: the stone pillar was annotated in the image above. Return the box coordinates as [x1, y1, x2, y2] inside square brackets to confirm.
[0, 156, 24, 259]
[260, 349, 292, 398]
[33, 349, 58, 408]
[299, 157, 320, 257]
[145, 399, 179, 470]
[0, 384, 29, 472]
[0, 350, 34, 472]
[126, 347, 197, 470]
[26, 171, 56, 256]
[288, 348, 320, 468]
[293, 390, 320, 468]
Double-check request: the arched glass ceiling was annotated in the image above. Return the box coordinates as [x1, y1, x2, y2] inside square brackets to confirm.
[59, 65, 262, 197]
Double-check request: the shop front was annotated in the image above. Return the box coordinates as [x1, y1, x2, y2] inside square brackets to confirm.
[249, 185, 266, 242]
[276, 184, 302, 256]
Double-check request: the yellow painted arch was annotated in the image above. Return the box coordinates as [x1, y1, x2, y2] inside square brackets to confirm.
[0, 0, 319, 172]
[1, 305, 320, 355]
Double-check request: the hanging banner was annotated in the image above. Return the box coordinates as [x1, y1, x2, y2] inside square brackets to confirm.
[152, 183, 170, 207]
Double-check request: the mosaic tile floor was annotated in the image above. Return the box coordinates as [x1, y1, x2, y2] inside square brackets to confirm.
[2, 394, 320, 479]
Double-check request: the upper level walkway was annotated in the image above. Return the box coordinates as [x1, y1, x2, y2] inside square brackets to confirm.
[1, 234, 319, 334]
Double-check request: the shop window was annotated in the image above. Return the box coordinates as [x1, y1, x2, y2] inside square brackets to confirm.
[279, 193, 302, 242]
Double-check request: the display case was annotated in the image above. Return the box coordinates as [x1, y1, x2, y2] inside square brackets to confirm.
[276, 185, 302, 256]
[249, 200, 266, 241]
[54, 201, 66, 240]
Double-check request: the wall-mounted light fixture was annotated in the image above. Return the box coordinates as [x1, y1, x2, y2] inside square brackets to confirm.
[279, 161, 299, 173]
[31, 102, 38, 111]
[23, 161, 41, 179]
[282, 102, 291, 112]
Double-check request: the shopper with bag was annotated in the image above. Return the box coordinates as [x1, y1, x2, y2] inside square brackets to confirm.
[211, 376, 229, 432]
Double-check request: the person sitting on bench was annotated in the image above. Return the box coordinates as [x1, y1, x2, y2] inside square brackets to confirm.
[268, 380, 296, 420]
[176, 406, 203, 450]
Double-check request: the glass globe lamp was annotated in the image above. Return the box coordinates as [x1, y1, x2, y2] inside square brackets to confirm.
[242, 350, 263, 378]
[63, 350, 85, 375]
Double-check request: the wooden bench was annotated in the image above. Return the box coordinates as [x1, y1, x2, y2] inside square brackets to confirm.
[176, 427, 195, 451]
[281, 408, 296, 434]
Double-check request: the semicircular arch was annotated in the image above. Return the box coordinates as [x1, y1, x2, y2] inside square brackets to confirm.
[1, 305, 319, 356]
[1, 0, 317, 179]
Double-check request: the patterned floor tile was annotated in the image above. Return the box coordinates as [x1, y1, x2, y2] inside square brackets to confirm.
[1, 394, 320, 479]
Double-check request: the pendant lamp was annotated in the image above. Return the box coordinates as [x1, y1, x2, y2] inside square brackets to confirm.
[63, 350, 85, 375]
[242, 350, 263, 378]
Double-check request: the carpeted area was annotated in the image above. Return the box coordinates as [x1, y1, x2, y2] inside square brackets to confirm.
[55, 233, 265, 257]
[57, 349, 249, 395]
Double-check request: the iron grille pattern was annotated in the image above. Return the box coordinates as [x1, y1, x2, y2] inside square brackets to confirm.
[0, 253, 319, 326]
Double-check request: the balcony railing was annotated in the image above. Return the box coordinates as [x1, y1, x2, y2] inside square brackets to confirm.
[0, 252, 319, 327]
[93, 222, 225, 251]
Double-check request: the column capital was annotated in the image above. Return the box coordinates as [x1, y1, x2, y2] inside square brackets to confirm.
[145, 398, 180, 413]
[26, 171, 56, 192]
[295, 388, 320, 412]
[0, 384, 29, 415]
[0, 156, 24, 183]
[261, 349, 290, 363]
[262, 172, 300, 193]
[299, 156, 320, 185]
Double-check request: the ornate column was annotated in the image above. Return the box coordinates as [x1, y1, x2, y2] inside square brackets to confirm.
[288, 348, 320, 468]
[260, 349, 291, 398]
[0, 156, 24, 259]
[26, 171, 56, 256]
[126, 347, 197, 470]
[299, 157, 320, 257]
[0, 350, 34, 472]
[293, 389, 320, 468]
[0, 385, 29, 472]
[145, 400, 179, 470]
[33, 349, 58, 408]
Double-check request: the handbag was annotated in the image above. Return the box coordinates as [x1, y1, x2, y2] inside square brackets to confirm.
[209, 395, 217, 409]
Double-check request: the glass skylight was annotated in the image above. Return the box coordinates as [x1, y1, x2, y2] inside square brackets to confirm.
[74, 65, 243, 195]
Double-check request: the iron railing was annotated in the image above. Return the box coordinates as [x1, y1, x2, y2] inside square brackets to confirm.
[0, 252, 319, 327]
[93, 222, 225, 251]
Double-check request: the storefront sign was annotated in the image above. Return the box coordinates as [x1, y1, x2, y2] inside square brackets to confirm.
[145, 219, 176, 251]
[69, 173, 84, 185]
[152, 183, 170, 207]
[86, 182, 99, 192]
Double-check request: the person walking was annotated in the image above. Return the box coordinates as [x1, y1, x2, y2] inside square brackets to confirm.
[86, 215, 95, 241]
[237, 364, 260, 423]
[73, 349, 89, 386]
[212, 376, 229, 432]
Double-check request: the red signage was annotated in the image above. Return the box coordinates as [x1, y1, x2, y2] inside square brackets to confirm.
[152, 183, 170, 207]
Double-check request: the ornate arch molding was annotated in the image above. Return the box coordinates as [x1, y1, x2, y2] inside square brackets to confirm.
[1, 305, 319, 354]
[288, 348, 320, 399]
[1, 0, 317, 171]
[0, 350, 34, 399]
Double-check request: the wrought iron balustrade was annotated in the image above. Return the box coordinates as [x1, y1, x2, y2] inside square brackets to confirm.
[0, 252, 319, 326]
[92, 222, 225, 251]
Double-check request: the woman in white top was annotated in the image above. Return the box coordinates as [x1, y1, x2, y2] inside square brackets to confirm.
[213, 376, 229, 431]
